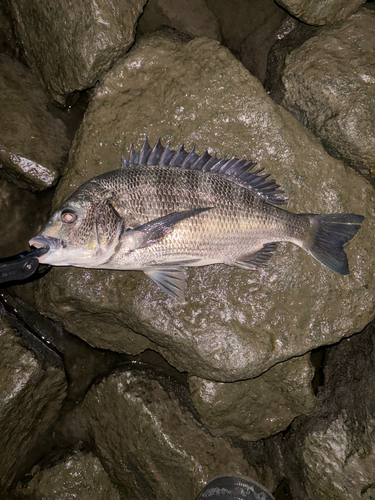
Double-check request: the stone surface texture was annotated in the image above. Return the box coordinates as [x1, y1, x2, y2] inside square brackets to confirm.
[137, 0, 221, 42]
[29, 33, 375, 384]
[0, 54, 70, 190]
[7, 0, 147, 103]
[282, 8, 375, 182]
[14, 451, 121, 500]
[0, 178, 51, 258]
[264, 18, 319, 105]
[189, 354, 315, 441]
[83, 369, 272, 499]
[275, 0, 366, 25]
[206, 0, 285, 62]
[240, 1, 288, 83]
[282, 322, 375, 500]
[0, 316, 67, 490]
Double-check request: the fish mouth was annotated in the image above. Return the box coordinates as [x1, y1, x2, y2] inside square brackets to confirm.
[29, 235, 62, 263]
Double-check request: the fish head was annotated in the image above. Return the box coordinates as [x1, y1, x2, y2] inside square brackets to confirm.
[29, 182, 124, 267]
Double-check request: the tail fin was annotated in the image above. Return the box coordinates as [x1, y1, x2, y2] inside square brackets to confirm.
[304, 213, 364, 274]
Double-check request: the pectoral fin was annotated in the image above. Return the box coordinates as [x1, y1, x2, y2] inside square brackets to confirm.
[126, 207, 212, 250]
[144, 266, 186, 302]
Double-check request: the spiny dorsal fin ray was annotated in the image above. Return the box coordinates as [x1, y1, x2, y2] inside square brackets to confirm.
[129, 144, 139, 167]
[139, 137, 153, 165]
[125, 138, 288, 206]
[147, 138, 165, 166]
[121, 155, 129, 168]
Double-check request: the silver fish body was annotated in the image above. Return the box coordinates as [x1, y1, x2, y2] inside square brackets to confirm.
[29, 138, 364, 300]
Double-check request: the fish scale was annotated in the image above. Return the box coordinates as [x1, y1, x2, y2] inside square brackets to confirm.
[29, 138, 364, 301]
[95, 165, 284, 267]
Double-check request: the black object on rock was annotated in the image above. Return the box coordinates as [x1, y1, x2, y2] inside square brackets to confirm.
[196, 475, 275, 500]
[0, 247, 50, 284]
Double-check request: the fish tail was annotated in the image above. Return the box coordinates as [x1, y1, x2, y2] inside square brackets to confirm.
[302, 213, 364, 274]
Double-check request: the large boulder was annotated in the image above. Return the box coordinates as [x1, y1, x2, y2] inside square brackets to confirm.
[29, 33, 374, 384]
[14, 451, 121, 500]
[189, 354, 315, 441]
[0, 54, 70, 190]
[0, 178, 52, 258]
[282, 321, 375, 500]
[137, 0, 221, 42]
[0, 315, 67, 491]
[83, 368, 274, 499]
[7, 0, 147, 103]
[282, 8, 375, 183]
[275, 0, 366, 25]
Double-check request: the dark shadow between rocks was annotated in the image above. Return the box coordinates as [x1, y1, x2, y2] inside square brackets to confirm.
[0, 291, 189, 490]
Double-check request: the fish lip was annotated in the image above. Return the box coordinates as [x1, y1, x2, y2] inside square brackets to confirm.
[29, 235, 63, 251]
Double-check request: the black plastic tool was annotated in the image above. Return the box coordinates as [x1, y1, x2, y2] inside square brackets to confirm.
[0, 247, 50, 284]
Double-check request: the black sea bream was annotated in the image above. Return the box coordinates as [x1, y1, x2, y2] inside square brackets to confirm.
[29, 138, 364, 301]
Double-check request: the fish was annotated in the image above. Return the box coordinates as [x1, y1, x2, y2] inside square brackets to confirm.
[29, 138, 364, 301]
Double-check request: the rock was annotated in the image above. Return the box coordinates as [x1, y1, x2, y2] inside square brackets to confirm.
[275, 0, 366, 26]
[0, 178, 52, 258]
[0, 315, 67, 490]
[83, 368, 272, 499]
[282, 321, 375, 500]
[30, 33, 374, 383]
[0, 6, 20, 58]
[282, 8, 375, 183]
[264, 18, 320, 104]
[189, 354, 315, 441]
[137, 0, 221, 42]
[0, 54, 70, 191]
[7, 0, 147, 104]
[240, 1, 288, 83]
[206, 0, 286, 64]
[14, 450, 121, 500]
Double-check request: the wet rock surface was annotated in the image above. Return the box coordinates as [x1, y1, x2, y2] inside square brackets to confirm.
[0, 179, 52, 258]
[205, 0, 289, 83]
[32, 32, 374, 383]
[137, 0, 221, 42]
[282, 321, 375, 500]
[264, 18, 320, 104]
[6, 0, 147, 103]
[0, 1, 375, 498]
[14, 450, 121, 500]
[83, 368, 270, 499]
[0, 314, 67, 491]
[282, 8, 375, 183]
[275, 0, 366, 25]
[189, 354, 315, 441]
[0, 54, 70, 190]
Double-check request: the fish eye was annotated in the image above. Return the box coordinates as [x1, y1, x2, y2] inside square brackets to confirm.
[61, 208, 77, 224]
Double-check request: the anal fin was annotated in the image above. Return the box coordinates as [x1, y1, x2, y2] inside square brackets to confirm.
[233, 243, 278, 270]
[143, 266, 186, 302]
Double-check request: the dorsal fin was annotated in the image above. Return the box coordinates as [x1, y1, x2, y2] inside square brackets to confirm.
[121, 155, 129, 168]
[123, 138, 288, 206]
[138, 137, 153, 165]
